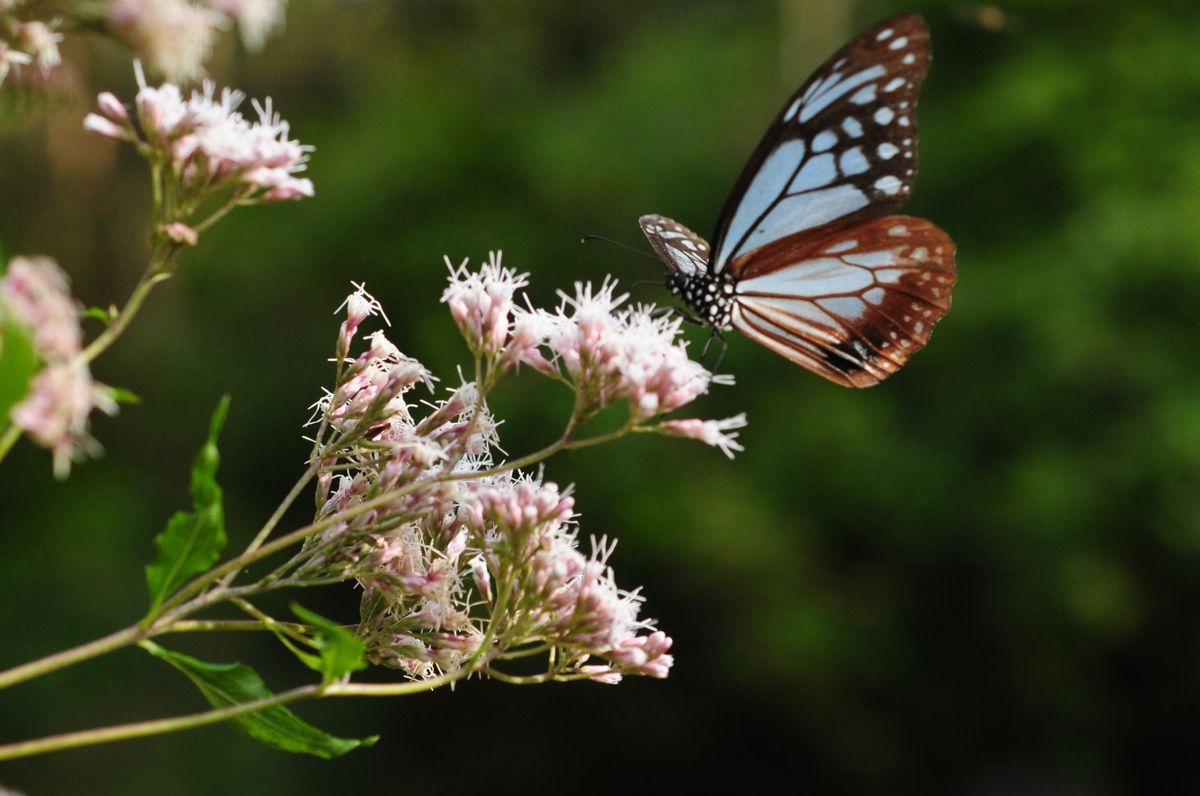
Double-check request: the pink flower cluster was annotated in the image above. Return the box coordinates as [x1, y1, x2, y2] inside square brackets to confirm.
[0, 19, 61, 87]
[442, 253, 527, 357]
[107, 0, 287, 82]
[311, 280, 677, 684]
[85, 64, 314, 210]
[464, 479, 674, 682]
[1, 257, 116, 476]
[442, 255, 747, 455]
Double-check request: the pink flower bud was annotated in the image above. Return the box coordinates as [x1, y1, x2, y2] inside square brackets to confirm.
[98, 92, 129, 121]
[83, 114, 131, 141]
[159, 222, 199, 246]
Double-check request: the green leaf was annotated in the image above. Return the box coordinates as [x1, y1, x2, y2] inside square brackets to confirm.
[0, 318, 41, 423]
[144, 397, 231, 615]
[290, 604, 368, 683]
[82, 306, 115, 325]
[99, 385, 141, 405]
[141, 641, 377, 758]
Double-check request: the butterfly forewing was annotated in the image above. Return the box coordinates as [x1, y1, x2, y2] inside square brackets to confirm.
[731, 215, 955, 388]
[639, 214, 710, 277]
[710, 13, 932, 274]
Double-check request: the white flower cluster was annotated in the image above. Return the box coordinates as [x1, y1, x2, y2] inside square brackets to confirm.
[84, 64, 313, 238]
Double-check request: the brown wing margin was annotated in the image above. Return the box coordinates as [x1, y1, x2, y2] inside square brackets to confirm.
[730, 215, 956, 388]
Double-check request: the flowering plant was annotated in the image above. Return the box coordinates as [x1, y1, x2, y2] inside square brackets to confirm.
[0, 66, 746, 762]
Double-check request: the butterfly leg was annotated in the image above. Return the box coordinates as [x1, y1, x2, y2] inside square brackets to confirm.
[702, 328, 728, 371]
[656, 305, 706, 326]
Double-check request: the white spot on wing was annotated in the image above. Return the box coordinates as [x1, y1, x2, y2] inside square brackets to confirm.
[783, 97, 802, 122]
[842, 116, 863, 137]
[878, 143, 899, 159]
[799, 65, 886, 122]
[884, 77, 905, 92]
[876, 28, 894, 41]
[812, 130, 838, 152]
[817, 297, 868, 321]
[874, 175, 901, 195]
[902, 53, 916, 65]
[889, 36, 909, 50]
[874, 107, 895, 125]
[825, 239, 857, 254]
[850, 84, 878, 105]
[843, 250, 898, 268]
[839, 147, 869, 176]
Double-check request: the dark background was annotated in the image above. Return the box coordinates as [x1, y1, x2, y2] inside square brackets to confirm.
[3, 0, 1200, 792]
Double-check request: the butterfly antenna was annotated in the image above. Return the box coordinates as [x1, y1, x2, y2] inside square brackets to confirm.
[581, 234, 661, 262]
[631, 279, 667, 291]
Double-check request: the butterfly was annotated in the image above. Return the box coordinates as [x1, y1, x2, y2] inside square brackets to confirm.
[640, 12, 956, 388]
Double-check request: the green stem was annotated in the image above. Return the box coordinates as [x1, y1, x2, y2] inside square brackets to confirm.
[482, 667, 591, 685]
[82, 256, 175, 364]
[165, 619, 309, 634]
[0, 670, 466, 761]
[0, 682, 323, 761]
[0, 624, 143, 691]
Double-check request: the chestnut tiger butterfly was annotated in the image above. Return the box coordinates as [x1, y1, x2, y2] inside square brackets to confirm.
[640, 12, 956, 388]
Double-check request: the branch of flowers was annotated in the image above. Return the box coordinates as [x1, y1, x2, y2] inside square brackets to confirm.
[155, 408, 636, 619]
[2, 400, 638, 685]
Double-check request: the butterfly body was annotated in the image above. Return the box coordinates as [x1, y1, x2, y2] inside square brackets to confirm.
[641, 13, 956, 388]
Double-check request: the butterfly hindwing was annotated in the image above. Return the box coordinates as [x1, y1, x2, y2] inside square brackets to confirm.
[710, 13, 933, 274]
[730, 215, 955, 388]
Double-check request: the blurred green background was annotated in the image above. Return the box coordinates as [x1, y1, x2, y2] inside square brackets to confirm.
[3, 0, 1200, 792]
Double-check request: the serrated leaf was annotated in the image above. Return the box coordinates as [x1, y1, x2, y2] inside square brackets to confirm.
[291, 604, 368, 683]
[0, 318, 40, 423]
[141, 641, 377, 758]
[144, 397, 231, 615]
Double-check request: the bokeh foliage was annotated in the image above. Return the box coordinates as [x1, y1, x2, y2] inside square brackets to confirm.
[3, 0, 1200, 792]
